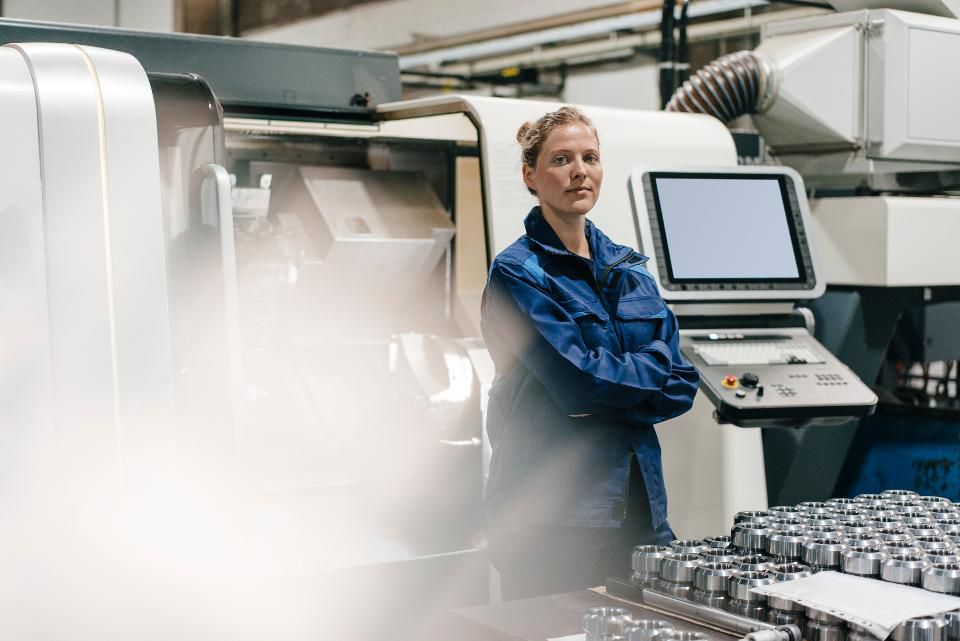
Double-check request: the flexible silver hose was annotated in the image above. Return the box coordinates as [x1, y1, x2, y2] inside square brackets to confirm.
[665, 50, 772, 122]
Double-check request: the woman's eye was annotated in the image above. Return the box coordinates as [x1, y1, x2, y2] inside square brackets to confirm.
[586, 154, 600, 163]
[551, 155, 567, 164]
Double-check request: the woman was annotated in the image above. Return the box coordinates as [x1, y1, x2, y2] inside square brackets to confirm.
[480, 106, 700, 600]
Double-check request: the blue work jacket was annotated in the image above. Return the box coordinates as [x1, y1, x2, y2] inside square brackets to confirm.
[480, 208, 699, 533]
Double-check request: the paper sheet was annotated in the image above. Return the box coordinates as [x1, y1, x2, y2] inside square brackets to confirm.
[751, 571, 960, 639]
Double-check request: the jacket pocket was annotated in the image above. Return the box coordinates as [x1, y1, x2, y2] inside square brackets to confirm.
[560, 298, 611, 350]
[616, 296, 667, 351]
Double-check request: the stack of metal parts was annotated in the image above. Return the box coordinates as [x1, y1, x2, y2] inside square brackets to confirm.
[629, 490, 960, 641]
[583, 607, 710, 641]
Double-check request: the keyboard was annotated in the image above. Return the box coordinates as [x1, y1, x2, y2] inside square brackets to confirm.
[692, 340, 825, 366]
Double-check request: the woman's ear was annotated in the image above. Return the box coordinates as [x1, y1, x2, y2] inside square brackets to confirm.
[522, 164, 536, 192]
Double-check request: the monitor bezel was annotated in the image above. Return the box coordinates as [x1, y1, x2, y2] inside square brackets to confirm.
[629, 165, 825, 302]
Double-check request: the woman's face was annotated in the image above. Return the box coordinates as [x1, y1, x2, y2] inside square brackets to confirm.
[523, 122, 602, 220]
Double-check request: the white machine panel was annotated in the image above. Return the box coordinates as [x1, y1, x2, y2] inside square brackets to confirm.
[810, 195, 960, 286]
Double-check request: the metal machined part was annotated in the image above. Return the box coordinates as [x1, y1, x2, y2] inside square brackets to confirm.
[633, 545, 671, 576]
[694, 562, 739, 593]
[773, 562, 812, 581]
[908, 526, 945, 539]
[802, 539, 847, 570]
[735, 523, 772, 555]
[804, 526, 845, 542]
[883, 489, 920, 500]
[950, 535, 960, 546]
[770, 506, 803, 520]
[654, 578, 694, 600]
[848, 624, 877, 641]
[931, 508, 960, 522]
[828, 498, 861, 510]
[703, 550, 742, 565]
[902, 512, 935, 527]
[890, 500, 925, 514]
[832, 509, 864, 524]
[728, 570, 775, 603]
[657, 631, 711, 641]
[584, 606, 632, 641]
[805, 620, 846, 641]
[869, 517, 906, 530]
[692, 589, 728, 609]
[926, 553, 960, 565]
[891, 616, 948, 641]
[807, 607, 845, 625]
[641, 588, 776, 635]
[625, 619, 674, 641]
[881, 543, 924, 557]
[727, 599, 766, 620]
[768, 532, 808, 563]
[661, 553, 703, 585]
[704, 535, 734, 549]
[875, 527, 912, 544]
[739, 555, 776, 573]
[735, 511, 772, 524]
[915, 536, 955, 554]
[768, 609, 805, 627]
[798, 502, 832, 516]
[856, 493, 889, 507]
[767, 595, 804, 614]
[806, 515, 839, 529]
[671, 539, 708, 556]
[919, 497, 953, 510]
[844, 524, 876, 537]
[922, 563, 960, 595]
[939, 520, 960, 535]
[881, 553, 929, 586]
[845, 533, 881, 547]
[943, 610, 960, 641]
[862, 507, 898, 520]
[841, 545, 886, 578]
[771, 519, 806, 534]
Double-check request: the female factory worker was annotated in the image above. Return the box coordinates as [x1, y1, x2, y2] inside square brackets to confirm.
[480, 106, 700, 599]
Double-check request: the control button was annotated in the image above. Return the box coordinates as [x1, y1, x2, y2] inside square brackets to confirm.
[741, 372, 759, 388]
[756, 386, 764, 398]
[721, 374, 739, 389]
[735, 389, 747, 399]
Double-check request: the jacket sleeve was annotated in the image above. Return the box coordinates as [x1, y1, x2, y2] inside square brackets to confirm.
[624, 308, 700, 425]
[482, 261, 679, 416]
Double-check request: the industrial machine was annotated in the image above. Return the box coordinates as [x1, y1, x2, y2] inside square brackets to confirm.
[629, 165, 877, 427]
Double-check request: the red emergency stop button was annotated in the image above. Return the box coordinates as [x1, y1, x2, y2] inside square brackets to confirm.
[721, 374, 739, 389]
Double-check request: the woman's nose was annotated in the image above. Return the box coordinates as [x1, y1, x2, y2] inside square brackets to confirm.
[571, 158, 586, 179]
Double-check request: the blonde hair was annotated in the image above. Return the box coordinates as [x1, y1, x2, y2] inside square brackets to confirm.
[517, 106, 599, 196]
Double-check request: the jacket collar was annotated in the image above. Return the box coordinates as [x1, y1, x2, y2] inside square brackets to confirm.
[523, 206, 631, 265]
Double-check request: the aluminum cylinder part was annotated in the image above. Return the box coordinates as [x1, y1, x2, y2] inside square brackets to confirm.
[671, 539, 708, 556]
[653, 578, 694, 600]
[869, 517, 905, 530]
[735, 510, 772, 524]
[930, 508, 960, 522]
[806, 620, 846, 641]
[901, 512, 935, 527]
[919, 497, 953, 510]
[693, 562, 739, 593]
[856, 493, 889, 507]
[875, 527, 912, 544]
[882, 489, 920, 500]
[727, 599, 766, 620]
[657, 631, 711, 641]
[625, 619, 674, 641]
[880, 543, 924, 558]
[734, 523, 772, 555]
[944, 610, 960, 641]
[922, 563, 960, 595]
[584, 607, 632, 641]
[802, 538, 847, 570]
[891, 616, 948, 641]
[861, 507, 898, 520]
[769, 609, 806, 628]
[832, 509, 865, 524]
[844, 524, 876, 537]
[692, 589, 728, 609]
[798, 501, 832, 516]
[770, 506, 803, 520]
[660, 553, 703, 585]
[828, 498, 861, 510]
[915, 536, 955, 554]
[703, 550, 742, 565]
[890, 500, 925, 514]
[771, 519, 806, 534]
[841, 545, 886, 578]
[704, 535, 734, 550]
[907, 526, 945, 539]
[939, 520, 960, 536]
[728, 570, 775, 603]
[633, 545, 671, 577]
[845, 533, 882, 548]
[768, 595, 804, 613]
[739, 555, 776, 572]
[950, 534, 960, 546]
[804, 525, 845, 542]
[806, 515, 839, 529]
[768, 532, 807, 563]
[881, 553, 929, 586]
[773, 562, 812, 581]
[807, 607, 845, 625]
[925, 553, 960, 565]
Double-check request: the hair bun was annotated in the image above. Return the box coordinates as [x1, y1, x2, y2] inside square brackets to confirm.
[516, 121, 533, 144]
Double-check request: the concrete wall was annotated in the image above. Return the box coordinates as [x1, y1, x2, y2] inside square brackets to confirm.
[563, 58, 660, 111]
[3, 0, 174, 31]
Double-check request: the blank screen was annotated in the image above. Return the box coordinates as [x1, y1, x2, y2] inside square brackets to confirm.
[654, 176, 801, 280]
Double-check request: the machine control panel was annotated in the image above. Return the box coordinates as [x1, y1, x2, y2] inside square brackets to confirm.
[680, 327, 878, 427]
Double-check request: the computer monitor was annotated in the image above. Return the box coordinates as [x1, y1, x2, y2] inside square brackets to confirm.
[628, 166, 825, 302]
